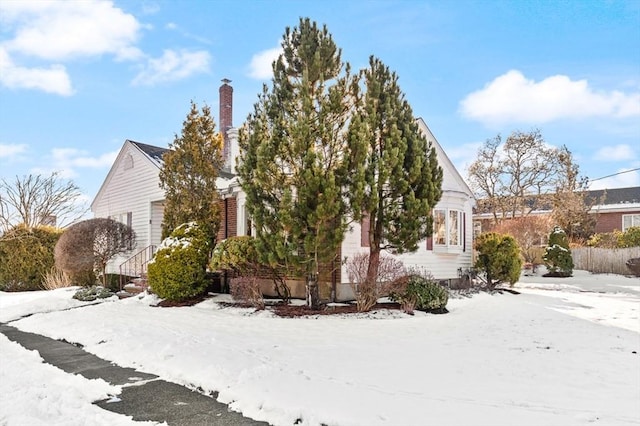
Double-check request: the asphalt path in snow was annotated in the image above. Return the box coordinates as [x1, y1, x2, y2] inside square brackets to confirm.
[0, 323, 268, 426]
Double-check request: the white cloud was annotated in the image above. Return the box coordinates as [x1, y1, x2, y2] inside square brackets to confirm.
[0, 0, 143, 61]
[51, 148, 118, 169]
[0, 47, 73, 95]
[589, 167, 640, 190]
[31, 148, 119, 179]
[460, 70, 640, 126]
[131, 49, 210, 86]
[247, 47, 281, 80]
[0, 143, 28, 159]
[442, 141, 483, 176]
[593, 144, 637, 162]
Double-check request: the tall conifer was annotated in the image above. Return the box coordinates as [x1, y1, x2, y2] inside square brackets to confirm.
[160, 101, 223, 246]
[238, 18, 358, 308]
[349, 57, 443, 310]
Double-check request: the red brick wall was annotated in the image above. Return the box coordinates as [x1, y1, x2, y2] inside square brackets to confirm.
[216, 196, 237, 242]
[219, 80, 233, 164]
[595, 212, 625, 233]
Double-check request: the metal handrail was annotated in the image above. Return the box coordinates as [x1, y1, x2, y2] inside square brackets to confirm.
[119, 245, 157, 290]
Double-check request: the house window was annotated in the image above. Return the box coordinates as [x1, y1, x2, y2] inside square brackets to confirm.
[243, 205, 253, 236]
[433, 208, 464, 251]
[623, 214, 640, 231]
[110, 212, 133, 249]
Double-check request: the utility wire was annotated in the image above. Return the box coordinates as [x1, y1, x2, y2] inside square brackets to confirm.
[589, 167, 640, 182]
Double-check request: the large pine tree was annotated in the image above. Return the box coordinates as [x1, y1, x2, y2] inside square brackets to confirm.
[349, 57, 443, 310]
[160, 101, 224, 246]
[238, 18, 359, 308]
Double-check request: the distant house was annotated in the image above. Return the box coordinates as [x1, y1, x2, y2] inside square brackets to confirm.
[472, 186, 640, 237]
[92, 82, 475, 300]
[588, 187, 640, 233]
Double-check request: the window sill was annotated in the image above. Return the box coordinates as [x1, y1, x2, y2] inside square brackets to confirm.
[433, 245, 463, 255]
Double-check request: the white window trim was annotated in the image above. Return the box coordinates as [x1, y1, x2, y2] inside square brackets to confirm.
[433, 208, 463, 254]
[622, 214, 640, 231]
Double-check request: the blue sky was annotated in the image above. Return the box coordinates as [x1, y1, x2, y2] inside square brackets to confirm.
[1, 0, 639, 208]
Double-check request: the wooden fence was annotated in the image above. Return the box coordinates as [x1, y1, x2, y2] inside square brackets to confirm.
[571, 247, 640, 275]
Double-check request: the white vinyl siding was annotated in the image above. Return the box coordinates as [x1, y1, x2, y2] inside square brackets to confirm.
[91, 142, 166, 273]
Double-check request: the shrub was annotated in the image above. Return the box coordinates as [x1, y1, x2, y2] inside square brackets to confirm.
[543, 226, 573, 277]
[211, 236, 290, 302]
[229, 276, 265, 309]
[346, 252, 406, 312]
[54, 218, 135, 287]
[0, 224, 62, 291]
[474, 232, 522, 288]
[389, 274, 448, 314]
[42, 267, 72, 290]
[618, 227, 640, 248]
[73, 285, 114, 301]
[587, 227, 640, 249]
[148, 222, 210, 302]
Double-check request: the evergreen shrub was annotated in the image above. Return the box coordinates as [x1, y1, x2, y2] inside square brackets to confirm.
[0, 225, 62, 291]
[147, 222, 210, 302]
[73, 285, 114, 301]
[543, 226, 574, 277]
[618, 227, 640, 248]
[474, 232, 522, 288]
[390, 274, 448, 314]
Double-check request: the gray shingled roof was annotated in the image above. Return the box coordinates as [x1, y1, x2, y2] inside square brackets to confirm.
[587, 186, 640, 205]
[128, 139, 236, 178]
[129, 140, 168, 165]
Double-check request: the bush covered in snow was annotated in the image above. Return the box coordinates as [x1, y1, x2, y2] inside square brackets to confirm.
[474, 232, 522, 288]
[72, 285, 114, 301]
[147, 222, 211, 302]
[0, 224, 62, 291]
[390, 274, 448, 314]
[543, 226, 573, 277]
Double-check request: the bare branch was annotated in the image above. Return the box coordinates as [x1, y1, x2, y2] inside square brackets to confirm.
[0, 173, 87, 233]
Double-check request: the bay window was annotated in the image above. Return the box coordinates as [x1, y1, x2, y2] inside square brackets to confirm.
[433, 208, 464, 251]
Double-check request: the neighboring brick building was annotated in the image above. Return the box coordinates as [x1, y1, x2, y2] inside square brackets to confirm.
[473, 186, 640, 237]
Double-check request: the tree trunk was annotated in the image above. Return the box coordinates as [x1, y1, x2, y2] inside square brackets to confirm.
[307, 273, 320, 309]
[358, 247, 380, 312]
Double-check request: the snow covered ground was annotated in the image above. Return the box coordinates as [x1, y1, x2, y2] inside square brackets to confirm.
[1, 271, 639, 426]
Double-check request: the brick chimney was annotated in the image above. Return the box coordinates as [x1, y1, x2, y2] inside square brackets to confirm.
[219, 78, 233, 168]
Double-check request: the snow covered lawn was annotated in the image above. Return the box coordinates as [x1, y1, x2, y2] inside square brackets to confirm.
[1, 271, 639, 426]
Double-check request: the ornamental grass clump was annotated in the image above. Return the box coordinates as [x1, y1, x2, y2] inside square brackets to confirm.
[543, 226, 573, 277]
[148, 222, 210, 302]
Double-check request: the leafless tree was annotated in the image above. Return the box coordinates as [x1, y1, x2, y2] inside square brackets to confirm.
[468, 130, 560, 224]
[0, 173, 87, 234]
[551, 147, 599, 242]
[55, 218, 136, 287]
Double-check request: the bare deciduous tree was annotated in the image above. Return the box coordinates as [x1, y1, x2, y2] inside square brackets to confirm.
[551, 147, 598, 242]
[55, 218, 136, 287]
[468, 130, 559, 224]
[0, 173, 87, 234]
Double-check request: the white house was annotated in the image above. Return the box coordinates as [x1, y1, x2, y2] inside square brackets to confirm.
[90, 140, 167, 275]
[336, 118, 475, 299]
[92, 82, 475, 299]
